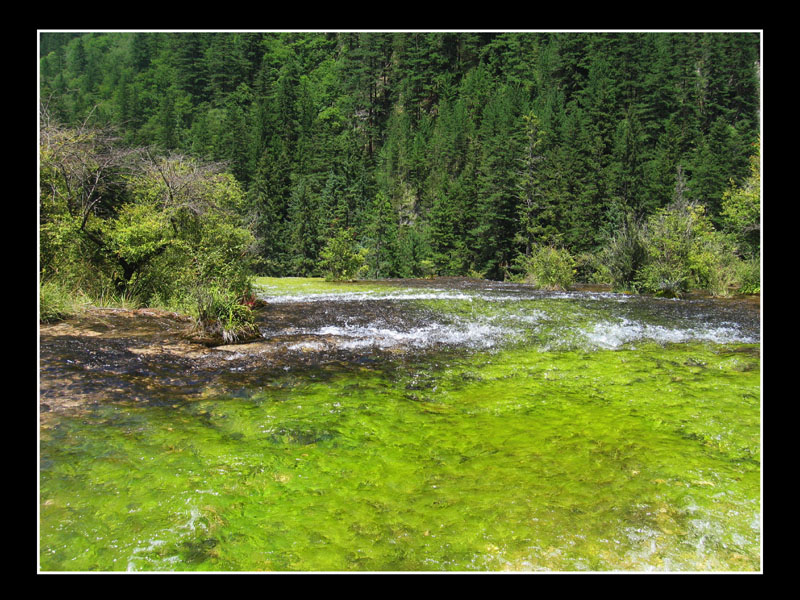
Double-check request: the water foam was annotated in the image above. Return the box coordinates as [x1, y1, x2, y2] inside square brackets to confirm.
[300, 319, 511, 351]
[583, 318, 756, 350]
[258, 289, 476, 304]
[257, 284, 758, 354]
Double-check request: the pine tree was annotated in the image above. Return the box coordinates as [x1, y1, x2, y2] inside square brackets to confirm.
[688, 116, 747, 223]
[474, 86, 526, 278]
[288, 176, 321, 276]
[609, 105, 650, 219]
[515, 110, 546, 257]
[156, 87, 178, 150]
[429, 180, 462, 275]
[365, 191, 399, 278]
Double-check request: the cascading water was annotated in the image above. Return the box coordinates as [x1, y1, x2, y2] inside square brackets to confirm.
[251, 278, 759, 355]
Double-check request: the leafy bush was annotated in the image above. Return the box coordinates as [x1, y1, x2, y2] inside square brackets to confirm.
[720, 140, 760, 260]
[574, 251, 609, 284]
[40, 127, 258, 337]
[632, 201, 745, 298]
[632, 202, 705, 297]
[466, 267, 486, 280]
[418, 259, 437, 279]
[689, 231, 742, 297]
[736, 258, 761, 294]
[515, 245, 576, 291]
[598, 202, 755, 297]
[319, 228, 369, 281]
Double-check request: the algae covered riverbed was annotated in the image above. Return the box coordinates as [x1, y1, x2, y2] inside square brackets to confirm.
[38, 277, 761, 572]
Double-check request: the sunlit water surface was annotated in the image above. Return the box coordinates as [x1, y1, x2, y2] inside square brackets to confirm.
[39, 278, 760, 572]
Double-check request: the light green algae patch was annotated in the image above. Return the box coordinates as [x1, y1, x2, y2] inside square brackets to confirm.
[252, 276, 397, 297]
[40, 343, 759, 571]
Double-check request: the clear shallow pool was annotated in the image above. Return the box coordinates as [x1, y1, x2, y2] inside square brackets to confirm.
[39, 278, 761, 571]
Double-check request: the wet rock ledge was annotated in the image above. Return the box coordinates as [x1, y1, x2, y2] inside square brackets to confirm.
[39, 308, 235, 419]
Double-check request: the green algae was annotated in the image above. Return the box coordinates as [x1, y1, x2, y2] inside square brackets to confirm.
[40, 278, 760, 572]
[252, 276, 397, 297]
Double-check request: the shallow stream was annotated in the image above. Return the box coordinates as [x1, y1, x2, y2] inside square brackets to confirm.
[39, 277, 761, 571]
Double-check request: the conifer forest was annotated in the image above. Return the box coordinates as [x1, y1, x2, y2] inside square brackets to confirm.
[39, 31, 761, 294]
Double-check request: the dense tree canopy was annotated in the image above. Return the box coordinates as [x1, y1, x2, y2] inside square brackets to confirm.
[40, 31, 761, 282]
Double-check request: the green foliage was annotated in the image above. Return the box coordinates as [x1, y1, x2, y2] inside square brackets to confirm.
[39, 120, 257, 337]
[418, 259, 437, 279]
[735, 258, 761, 295]
[40, 32, 760, 285]
[574, 252, 608, 284]
[598, 215, 648, 292]
[515, 110, 548, 256]
[513, 245, 576, 291]
[365, 192, 400, 278]
[193, 284, 258, 344]
[598, 200, 757, 297]
[319, 228, 369, 281]
[633, 202, 741, 297]
[720, 140, 760, 259]
[633, 203, 701, 297]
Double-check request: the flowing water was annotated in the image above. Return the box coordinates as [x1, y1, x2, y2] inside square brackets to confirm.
[39, 277, 761, 572]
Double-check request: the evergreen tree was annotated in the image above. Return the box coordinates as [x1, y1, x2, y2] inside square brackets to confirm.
[688, 116, 748, 223]
[429, 180, 463, 275]
[609, 105, 650, 219]
[155, 86, 178, 150]
[474, 86, 526, 278]
[515, 110, 547, 257]
[365, 191, 399, 278]
[288, 176, 321, 276]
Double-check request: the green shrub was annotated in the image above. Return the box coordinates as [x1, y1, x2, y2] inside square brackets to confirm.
[689, 232, 741, 297]
[574, 252, 608, 284]
[319, 228, 369, 281]
[418, 259, 437, 279]
[466, 267, 486, 280]
[633, 202, 731, 298]
[736, 258, 761, 294]
[599, 203, 752, 298]
[516, 245, 576, 291]
[634, 260, 690, 298]
[720, 141, 760, 260]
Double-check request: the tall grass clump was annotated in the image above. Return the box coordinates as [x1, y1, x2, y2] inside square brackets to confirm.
[598, 215, 648, 292]
[39, 279, 79, 323]
[192, 284, 259, 344]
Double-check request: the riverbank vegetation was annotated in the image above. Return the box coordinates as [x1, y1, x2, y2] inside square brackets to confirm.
[39, 115, 258, 340]
[39, 31, 761, 330]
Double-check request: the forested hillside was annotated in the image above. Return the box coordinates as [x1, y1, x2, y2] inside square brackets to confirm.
[39, 31, 760, 286]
